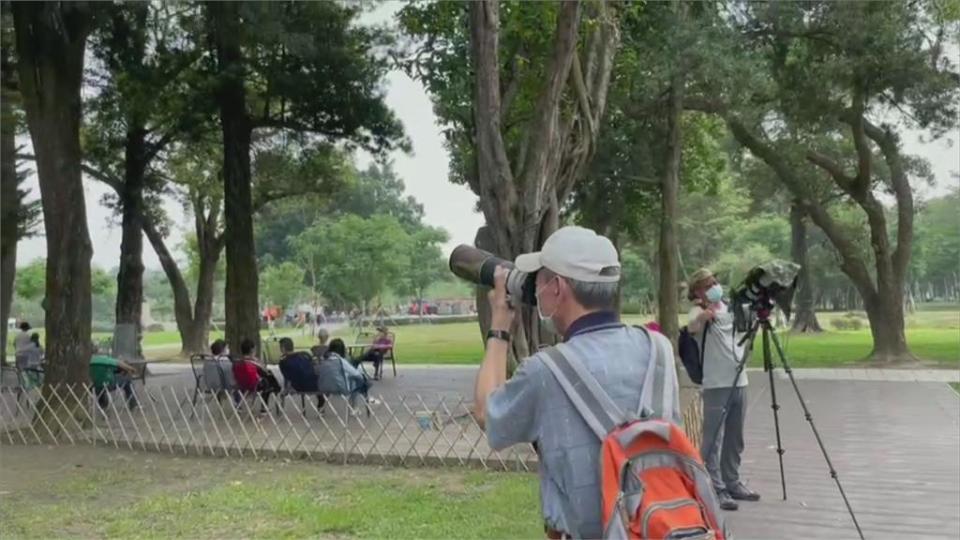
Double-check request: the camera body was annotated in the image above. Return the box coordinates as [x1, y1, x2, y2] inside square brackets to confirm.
[448, 245, 538, 307]
[730, 260, 800, 332]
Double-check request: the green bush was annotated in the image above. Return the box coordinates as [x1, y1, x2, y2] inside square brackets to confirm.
[92, 322, 114, 334]
[146, 323, 165, 333]
[831, 316, 864, 331]
[621, 301, 644, 315]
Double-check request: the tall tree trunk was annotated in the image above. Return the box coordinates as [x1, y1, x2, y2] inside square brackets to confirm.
[210, 1, 259, 354]
[469, 0, 595, 359]
[143, 217, 200, 356]
[191, 245, 221, 354]
[13, 3, 95, 435]
[114, 128, 148, 354]
[789, 201, 822, 332]
[13, 3, 94, 390]
[657, 80, 683, 347]
[863, 292, 910, 363]
[143, 215, 223, 356]
[0, 80, 17, 367]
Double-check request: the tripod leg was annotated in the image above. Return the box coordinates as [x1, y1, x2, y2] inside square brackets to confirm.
[763, 325, 788, 501]
[768, 326, 865, 540]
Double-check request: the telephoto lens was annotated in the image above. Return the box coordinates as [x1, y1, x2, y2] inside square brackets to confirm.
[448, 245, 538, 306]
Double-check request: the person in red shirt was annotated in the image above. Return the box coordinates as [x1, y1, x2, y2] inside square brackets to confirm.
[233, 338, 281, 413]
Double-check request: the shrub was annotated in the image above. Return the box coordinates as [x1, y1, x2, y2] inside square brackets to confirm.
[91, 322, 114, 334]
[146, 323, 165, 333]
[831, 317, 864, 331]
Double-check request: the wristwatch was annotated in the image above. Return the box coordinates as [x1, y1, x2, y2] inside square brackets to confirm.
[486, 329, 511, 342]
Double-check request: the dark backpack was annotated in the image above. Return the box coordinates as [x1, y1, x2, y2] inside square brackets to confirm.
[678, 322, 709, 385]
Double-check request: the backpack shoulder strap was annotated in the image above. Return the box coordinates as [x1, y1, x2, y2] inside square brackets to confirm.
[699, 320, 710, 362]
[633, 326, 682, 426]
[540, 344, 626, 440]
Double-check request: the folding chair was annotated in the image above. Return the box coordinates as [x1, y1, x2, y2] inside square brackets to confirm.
[381, 332, 398, 378]
[188, 354, 236, 418]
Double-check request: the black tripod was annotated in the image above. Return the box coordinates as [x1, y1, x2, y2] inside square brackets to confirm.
[704, 308, 865, 540]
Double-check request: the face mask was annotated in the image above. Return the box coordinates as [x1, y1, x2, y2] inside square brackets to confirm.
[536, 278, 559, 335]
[706, 284, 723, 304]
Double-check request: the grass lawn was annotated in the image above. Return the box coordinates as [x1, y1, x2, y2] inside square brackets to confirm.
[12, 308, 959, 368]
[365, 311, 957, 367]
[144, 310, 957, 366]
[0, 445, 540, 539]
[762, 328, 959, 368]
[951, 382, 960, 394]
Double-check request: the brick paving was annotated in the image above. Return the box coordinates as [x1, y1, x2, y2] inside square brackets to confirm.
[725, 377, 959, 539]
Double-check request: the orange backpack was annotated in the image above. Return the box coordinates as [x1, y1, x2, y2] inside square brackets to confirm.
[542, 339, 727, 540]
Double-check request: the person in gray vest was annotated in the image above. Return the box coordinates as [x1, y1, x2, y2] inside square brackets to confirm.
[473, 226, 681, 539]
[687, 267, 761, 511]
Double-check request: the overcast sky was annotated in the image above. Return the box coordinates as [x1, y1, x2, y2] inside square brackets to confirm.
[15, 2, 960, 271]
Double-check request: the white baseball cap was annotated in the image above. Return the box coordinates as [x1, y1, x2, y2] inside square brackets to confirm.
[514, 226, 620, 283]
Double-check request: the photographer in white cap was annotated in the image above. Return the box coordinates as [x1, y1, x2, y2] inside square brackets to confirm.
[473, 226, 681, 539]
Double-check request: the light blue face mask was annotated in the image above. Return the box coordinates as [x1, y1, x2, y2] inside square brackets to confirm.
[706, 284, 723, 304]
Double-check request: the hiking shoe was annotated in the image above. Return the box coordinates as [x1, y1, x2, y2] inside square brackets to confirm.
[717, 490, 739, 511]
[728, 483, 761, 502]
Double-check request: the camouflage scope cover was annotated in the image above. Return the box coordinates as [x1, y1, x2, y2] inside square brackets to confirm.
[737, 259, 801, 321]
[749, 260, 801, 290]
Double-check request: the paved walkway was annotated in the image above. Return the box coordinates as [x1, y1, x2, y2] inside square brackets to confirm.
[725, 378, 959, 539]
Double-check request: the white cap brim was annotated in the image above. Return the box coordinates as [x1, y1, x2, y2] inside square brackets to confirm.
[512, 226, 621, 283]
[514, 252, 544, 273]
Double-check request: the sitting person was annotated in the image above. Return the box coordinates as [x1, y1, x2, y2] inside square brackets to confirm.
[17, 333, 44, 388]
[232, 338, 281, 413]
[19, 333, 44, 367]
[204, 340, 236, 393]
[90, 344, 139, 410]
[277, 337, 323, 408]
[316, 338, 376, 409]
[311, 328, 330, 359]
[358, 326, 393, 379]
